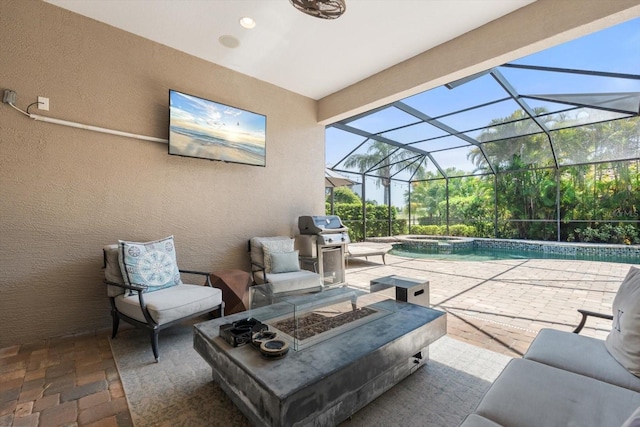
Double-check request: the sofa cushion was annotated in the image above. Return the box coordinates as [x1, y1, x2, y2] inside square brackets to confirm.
[118, 236, 182, 293]
[459, 414, 503, 427]
[249, 236, 293, 271]
[606, 266, 640, 376]
[270, 250, 301, 274]
[474, 358, 640, 427]
[114, 283, 222, 325]
[253, 269, 323, 295]
[262, 239, 295, 273]
[524, 328, 640, 392]
[266, 270, 322, 295]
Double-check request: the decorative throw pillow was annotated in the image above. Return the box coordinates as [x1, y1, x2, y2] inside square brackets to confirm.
[605, 266, 640, 376]
[270, 250, 301, 274]
[118, 236, 182, 293]
[262, 238, 295, 273]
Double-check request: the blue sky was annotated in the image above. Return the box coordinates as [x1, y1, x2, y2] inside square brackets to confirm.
[512, 17, 640, 75]
[170, 90, 266, 137]
[326, 17, 640, 207]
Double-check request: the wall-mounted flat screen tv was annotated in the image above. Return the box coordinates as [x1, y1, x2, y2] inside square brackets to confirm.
[168, 90, 266, 166]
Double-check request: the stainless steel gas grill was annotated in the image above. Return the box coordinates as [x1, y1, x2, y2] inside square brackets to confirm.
[298, 215, 350, 287]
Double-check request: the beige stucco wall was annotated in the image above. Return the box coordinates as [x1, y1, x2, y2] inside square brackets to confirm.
[0, 1, 324, 347]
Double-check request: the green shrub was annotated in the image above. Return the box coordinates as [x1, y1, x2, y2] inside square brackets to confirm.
[327, 202, 407, 242]
[417, 216, 444, 226]
[409, 225, 444, 235]
[408, 224, 477, 237]
[449, 224, 476, 236]
[569, 224, 639, 245]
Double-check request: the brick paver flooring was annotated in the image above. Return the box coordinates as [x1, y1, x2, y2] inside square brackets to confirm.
[0, 255, 634, 425]
[346, 255, 632, 357]
[0, 332, 132, 427]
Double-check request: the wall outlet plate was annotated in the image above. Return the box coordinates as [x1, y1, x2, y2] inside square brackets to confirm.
[38, 96, 49, 111]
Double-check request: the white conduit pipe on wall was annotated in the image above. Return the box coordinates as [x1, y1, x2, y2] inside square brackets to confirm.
[29, 113, 169, 144]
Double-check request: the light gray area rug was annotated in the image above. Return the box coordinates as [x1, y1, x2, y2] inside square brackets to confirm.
[110, 319, 511, 427]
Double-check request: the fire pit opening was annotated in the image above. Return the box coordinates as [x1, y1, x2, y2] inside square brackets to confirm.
[257, 289, 394, 351]
[274, 306, 377, 341]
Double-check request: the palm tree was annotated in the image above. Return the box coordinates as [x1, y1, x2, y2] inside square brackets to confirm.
[469, 107, 553, 171]
[465, 107, 557, 238]
[343, 140, 425, 205]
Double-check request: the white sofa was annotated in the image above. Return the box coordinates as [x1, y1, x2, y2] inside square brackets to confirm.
[460, 328, 640, 427]
[461, 266, 640, 427]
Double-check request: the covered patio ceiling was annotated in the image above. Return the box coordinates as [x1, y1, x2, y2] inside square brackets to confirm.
[326, 19, 640, 184]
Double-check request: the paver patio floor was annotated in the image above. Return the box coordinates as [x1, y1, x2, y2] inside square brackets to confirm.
[345, 254, 635, 357]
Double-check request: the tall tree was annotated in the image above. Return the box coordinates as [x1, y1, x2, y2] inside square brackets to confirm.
[343, 140, 425, 205]
[469, 107, 555, 171]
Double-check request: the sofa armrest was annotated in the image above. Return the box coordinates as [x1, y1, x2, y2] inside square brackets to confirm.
[573, 308, 613, 334]
[105, 279, 156, 325]
[249, 261, 267, 286]
[250, 261, 266, 275]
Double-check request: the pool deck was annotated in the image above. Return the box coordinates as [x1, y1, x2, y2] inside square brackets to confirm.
[346, 253, 637, 357]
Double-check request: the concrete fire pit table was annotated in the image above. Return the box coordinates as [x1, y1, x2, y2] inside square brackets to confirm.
[193, 287, 446, 427]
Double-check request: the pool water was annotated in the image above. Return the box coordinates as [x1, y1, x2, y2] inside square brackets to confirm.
[390, 245, 639, 264]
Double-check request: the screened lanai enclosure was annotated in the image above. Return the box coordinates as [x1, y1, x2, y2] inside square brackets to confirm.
[325, 19, 640, 244]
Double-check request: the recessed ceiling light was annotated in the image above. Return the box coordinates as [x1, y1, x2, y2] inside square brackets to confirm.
[239, 17, 256, 29]
[219, 35, 240, 49]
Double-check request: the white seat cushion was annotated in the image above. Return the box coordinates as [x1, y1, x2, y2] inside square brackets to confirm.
[114, 283, 222, 325]
[474, 358, 640, 427]
[253, 270, 323, 295]
[524, 328, 640, 392]
[459, 414, 503, 427]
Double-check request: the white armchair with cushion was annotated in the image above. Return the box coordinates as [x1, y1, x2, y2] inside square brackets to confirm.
[248, 236, 323, 305]
[103, 236, 224, 362]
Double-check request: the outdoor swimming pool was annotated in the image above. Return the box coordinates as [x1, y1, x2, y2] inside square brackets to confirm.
[390, 245, 639, 264]
[387, 236, 640, 265]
